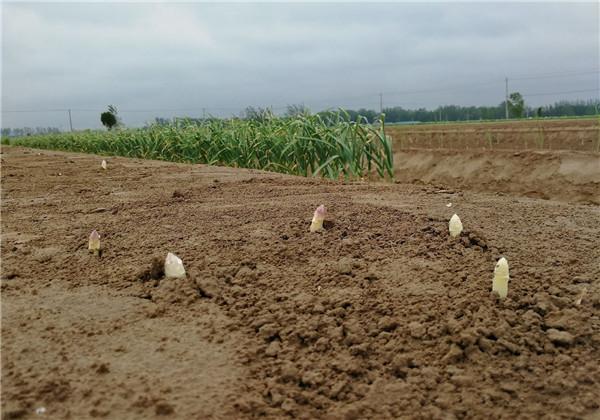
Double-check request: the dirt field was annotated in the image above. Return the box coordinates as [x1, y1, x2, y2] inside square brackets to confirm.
[1, 146, 600, 419]
[386, 118, 600, 204]
[387, 118, 599, 152]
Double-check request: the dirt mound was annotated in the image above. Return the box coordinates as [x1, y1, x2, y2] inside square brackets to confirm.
[2, 147, 599, 419]
[393, 149, 600, 204]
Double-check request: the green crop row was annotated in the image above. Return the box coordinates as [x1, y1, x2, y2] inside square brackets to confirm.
[9, 112, 393, 180]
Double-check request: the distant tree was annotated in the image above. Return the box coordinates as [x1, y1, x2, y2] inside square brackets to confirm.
[154, 117, 171, 126]
[101, 105, 119, 130]
[284, 104, 311, 118]
[355, 108, 377, 123]
[243, 106, 274, 122]
[1, 128, 10, 144]
[536, 107, 543, 118]
[507, 92, 525, 118]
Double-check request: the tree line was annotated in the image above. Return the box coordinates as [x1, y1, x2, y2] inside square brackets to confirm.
[1, 127, 61, 137]
[317, 98, 599, 124]
[150, 97, 599, 126]
[236, 97, 599, 123]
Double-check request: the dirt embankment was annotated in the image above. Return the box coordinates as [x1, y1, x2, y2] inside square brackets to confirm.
[2, 147, 600, 419]
[392, 149, 600, 205]
[385, 119, 600, 204]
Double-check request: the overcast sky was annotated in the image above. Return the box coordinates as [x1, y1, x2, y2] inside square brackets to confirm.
[2, 1, 599, 130]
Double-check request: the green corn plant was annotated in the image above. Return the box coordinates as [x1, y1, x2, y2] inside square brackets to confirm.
[11, 113, 394, 181]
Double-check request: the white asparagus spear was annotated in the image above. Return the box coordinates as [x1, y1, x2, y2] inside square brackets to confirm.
[492, 257, 509, 298]
[449, 214, 463, 238]
[310, 205, 327, 232]
[88, 230, 101, 255]
[164, 252, 186, 278]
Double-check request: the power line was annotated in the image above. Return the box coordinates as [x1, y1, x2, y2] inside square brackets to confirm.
[4, 86, 598, 116]
[2, 109, 74, 113]
[521, 88, 600, 97]
[3, 71, 599, 116]
[511, 69, 600, 81]
[291, 69, 600, 107]
[291, 92, 380, 107]
[121, 106, 244, 113]
[2, 106, 244, 113]
[335, 69, 600, 103]
[4, 85, 599, 116]
[383, 79, 503, 98]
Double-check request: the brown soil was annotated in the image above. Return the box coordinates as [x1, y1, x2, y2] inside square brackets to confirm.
[2, 146, 600, 419]
[386, 118, 600, 204]
[393, 149, 600, 205]
[387, 118, 600, 152]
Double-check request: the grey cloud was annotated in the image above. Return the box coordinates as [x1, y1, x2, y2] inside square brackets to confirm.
[2, 2, 598, 130]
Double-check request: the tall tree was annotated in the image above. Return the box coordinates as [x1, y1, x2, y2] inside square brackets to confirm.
[101, 105, 119, 130]
[507, 92, 525, 118]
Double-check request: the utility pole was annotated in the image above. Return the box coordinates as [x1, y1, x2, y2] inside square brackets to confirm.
[505, 77, 509, 119]
[68, 109, 73, 132]
[379, 93, 383, 114]
[202, 108, 206, 120]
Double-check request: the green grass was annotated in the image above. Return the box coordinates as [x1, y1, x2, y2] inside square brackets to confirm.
[10, 113, 394, 180]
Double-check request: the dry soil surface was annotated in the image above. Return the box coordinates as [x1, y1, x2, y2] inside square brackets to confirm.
[1, 147, 600, 419]
[386, 118, 600, 204]
[387, 118, 599, 152]
[392, 149, 600, 205]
